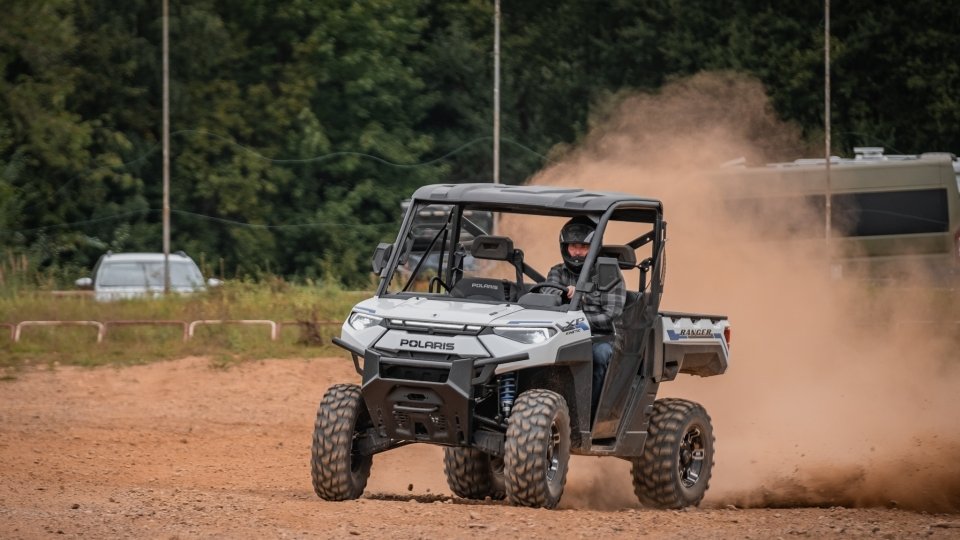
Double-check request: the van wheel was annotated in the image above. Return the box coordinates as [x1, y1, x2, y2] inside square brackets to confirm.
[503, 389, 571, 508]
[443, 447, 506, 500]
[310, 384, 373, 501]
[631, 398, 714, 509]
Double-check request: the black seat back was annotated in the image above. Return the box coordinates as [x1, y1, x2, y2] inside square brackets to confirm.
[600, 245, 638, 269]
[470, 235, 514, 260]
[449, 277, 512, 301]
[471, 235, 526, 294]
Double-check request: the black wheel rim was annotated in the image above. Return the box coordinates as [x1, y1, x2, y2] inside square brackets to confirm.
[678, 425, 705, 488]
[545, 422, 561, 482]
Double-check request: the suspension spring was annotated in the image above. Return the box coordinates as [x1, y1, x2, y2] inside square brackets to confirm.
[498, 372, 517, 417]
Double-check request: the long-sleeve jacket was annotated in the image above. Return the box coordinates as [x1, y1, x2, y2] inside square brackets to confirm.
[543, 263, 626, 334]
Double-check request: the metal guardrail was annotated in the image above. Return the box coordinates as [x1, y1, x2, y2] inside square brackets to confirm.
[4, 319, 344, 343]
[188, 319, 278, 341]
[14, 321, 105, 343]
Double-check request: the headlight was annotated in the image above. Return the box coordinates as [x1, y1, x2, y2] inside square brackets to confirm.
[492, 326, 556, 344]
[348, 312, 382, 331]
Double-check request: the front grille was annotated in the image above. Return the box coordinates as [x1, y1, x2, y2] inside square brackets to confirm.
[384, 319, 483, 336]
[385, 349, 455, 362]
[380, 364, 449, 383]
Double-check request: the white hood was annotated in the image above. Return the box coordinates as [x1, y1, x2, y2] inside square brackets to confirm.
[357, 296, 526, 325]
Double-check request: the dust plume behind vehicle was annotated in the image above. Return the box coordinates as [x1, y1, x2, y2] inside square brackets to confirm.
[515, 71, 960, 512]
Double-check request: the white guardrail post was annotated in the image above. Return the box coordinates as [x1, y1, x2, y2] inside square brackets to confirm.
[14, 321, 105, 343]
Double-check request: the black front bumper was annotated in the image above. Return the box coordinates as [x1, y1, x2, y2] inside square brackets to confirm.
[333, 337, 526, 447]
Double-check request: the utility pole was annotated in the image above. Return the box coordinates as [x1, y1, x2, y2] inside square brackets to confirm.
[824, 0, 832, 249]
[492, 0, 501, 236]
[493, 0, 501, 187]
[162, 0, 171, 293]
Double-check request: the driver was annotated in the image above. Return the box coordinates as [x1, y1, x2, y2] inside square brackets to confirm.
[541, 216, 625, 413]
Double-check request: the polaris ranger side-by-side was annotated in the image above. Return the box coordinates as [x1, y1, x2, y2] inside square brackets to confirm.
[312, 184, 731, 509]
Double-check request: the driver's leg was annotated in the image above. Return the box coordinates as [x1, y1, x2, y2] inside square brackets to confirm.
[591, 341, 613, 413]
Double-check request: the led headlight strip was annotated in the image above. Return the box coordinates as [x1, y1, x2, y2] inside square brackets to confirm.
[492, 326, 556, 344]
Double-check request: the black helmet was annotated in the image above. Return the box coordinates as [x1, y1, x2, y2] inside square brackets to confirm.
[559, 216, 596, 272]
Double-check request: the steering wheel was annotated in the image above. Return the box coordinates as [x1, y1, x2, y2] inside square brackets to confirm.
[527, 281, 571, 302]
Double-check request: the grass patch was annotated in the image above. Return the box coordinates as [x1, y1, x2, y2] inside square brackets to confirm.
[0, 281, 365, 368]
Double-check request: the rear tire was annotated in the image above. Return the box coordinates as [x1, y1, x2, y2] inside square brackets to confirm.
[443, 447, 506, 500]
[310, 384, 373, 501]
[503, 389, 571, 508]
[631, 398, 714, 509]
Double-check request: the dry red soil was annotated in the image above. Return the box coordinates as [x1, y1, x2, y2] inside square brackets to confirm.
[1, 356, 958, 539]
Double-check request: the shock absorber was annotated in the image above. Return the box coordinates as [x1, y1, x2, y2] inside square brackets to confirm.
[498, 372, 517, 417]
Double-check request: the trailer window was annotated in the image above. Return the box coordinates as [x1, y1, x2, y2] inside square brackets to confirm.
[833, 188, 949, 236]
[726, 188, 949, 238]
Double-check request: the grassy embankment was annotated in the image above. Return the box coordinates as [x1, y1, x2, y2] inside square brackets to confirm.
[0, 280, 368, 371]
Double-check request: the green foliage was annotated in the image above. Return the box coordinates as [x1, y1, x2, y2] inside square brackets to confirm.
[1, 1, 958, 287]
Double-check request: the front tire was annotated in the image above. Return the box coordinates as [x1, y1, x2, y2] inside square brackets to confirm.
[443, 447, 506, 500]
[503, 389, 571, 508]
[631, 398, 715, 509]
[310, 384, 373, 501]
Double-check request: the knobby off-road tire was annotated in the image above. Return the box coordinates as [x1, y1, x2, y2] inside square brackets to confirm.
[310, 384, 373, 501]
[631, 398, 715, 509]
[443, 447, 506, 500]
[503, 389, 571, 508]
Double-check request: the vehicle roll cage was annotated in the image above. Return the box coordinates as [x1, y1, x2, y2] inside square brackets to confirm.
[377, 192, 667, 312]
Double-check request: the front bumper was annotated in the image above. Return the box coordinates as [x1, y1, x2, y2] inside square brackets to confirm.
[333, 337, 526, 446]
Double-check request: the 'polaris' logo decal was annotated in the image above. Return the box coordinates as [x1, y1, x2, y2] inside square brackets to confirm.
[471, 283, 499, 290]
[399, 338, 455, 351]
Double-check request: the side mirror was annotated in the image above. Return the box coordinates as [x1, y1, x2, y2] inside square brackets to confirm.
[595, 256, 622, 291]
[75, 277, 93, 289]
[371, 243, 394, 275]
[207, 278, 223, 288]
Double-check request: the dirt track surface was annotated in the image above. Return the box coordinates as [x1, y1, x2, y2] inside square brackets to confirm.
[1, 357, 958, 539]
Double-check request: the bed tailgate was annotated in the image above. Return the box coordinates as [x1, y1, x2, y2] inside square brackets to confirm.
[654, 311, 730, 381]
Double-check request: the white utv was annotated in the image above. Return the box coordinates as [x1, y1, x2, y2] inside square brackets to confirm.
[312, 184, 730, 509]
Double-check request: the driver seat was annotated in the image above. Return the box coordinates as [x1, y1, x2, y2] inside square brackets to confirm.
[468, 235, 525, 298]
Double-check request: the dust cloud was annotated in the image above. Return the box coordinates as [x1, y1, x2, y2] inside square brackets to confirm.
[517, 72, 960, 512]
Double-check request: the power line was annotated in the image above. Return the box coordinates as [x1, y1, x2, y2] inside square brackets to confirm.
[3, 131, 559, 211]
[170, 209, 399, 230]
[170, 130, 557, 166]
[0, 210, 153, 234]
[0, 208, 400, 236]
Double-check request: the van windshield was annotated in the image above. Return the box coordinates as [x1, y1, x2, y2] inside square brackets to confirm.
[98, 261, 204, 287]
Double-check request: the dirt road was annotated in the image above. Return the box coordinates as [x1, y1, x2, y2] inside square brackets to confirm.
[1, 357, 957, 539]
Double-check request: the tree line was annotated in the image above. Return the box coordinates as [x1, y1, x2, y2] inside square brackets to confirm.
[2, 0, 957, 286]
